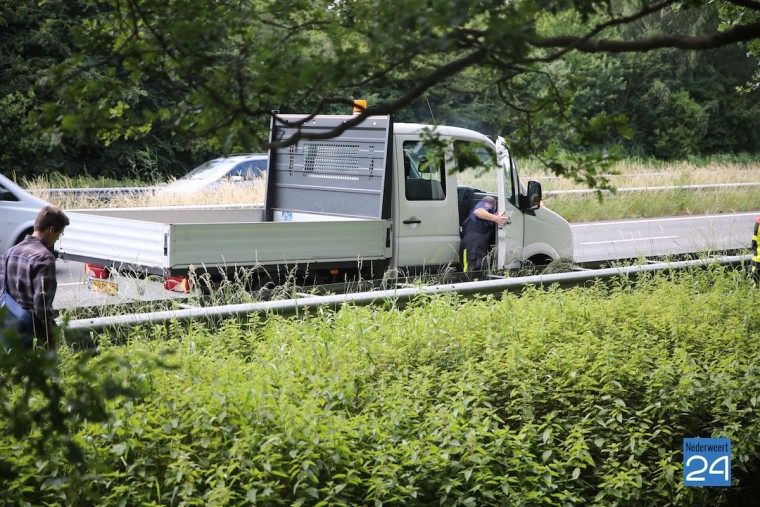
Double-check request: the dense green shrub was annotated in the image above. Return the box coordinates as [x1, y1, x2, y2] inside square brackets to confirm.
[1, 267, 759, 505]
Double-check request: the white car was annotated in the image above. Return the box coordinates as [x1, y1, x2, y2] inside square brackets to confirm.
[0, 174, 50, 255]
[161, 153, 268, 194]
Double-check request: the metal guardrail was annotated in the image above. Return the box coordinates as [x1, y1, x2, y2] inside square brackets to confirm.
[42, 187, 158, 198]
[544, 182, 760, 196]
[63, 255, 751, 333]
[42, 182, 760, 199]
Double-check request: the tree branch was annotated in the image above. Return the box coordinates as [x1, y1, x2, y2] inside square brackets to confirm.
[267, 48, 487, 148]
[534, 19, 760, 52]
[726, 0, 760, 11]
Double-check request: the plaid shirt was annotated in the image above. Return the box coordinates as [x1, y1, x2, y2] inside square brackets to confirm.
[1, 235, 58, 342]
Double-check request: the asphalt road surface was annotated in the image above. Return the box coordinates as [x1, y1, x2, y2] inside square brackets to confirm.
[571, 211, 757, 264]
[54, 261, 188, 310]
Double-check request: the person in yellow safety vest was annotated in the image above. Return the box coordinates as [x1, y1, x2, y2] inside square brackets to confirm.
[750, 215, 760, 285]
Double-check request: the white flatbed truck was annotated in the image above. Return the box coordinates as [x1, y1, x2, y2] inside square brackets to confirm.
[56, 114, 573, 293]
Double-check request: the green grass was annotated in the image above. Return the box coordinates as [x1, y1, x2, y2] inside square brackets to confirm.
[3, 266, 760, 506]
[545, 186, 760, 222]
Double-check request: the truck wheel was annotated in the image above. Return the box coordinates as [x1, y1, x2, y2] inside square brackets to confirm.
[520, 255, 552, 276]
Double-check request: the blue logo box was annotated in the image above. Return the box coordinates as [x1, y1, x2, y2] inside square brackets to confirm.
[683, 438, 731, 487]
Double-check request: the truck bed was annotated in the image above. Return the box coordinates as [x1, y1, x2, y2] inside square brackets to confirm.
[59, 207, 391, 275]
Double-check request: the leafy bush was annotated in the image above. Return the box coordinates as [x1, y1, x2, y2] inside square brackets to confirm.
[1, 267, 759, 505]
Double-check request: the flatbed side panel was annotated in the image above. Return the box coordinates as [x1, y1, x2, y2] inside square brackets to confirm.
[68, 207, 265, 224]
[57, 211, 170, 269]
[268, 114, 391, 219]
[167, 220, 391, 269]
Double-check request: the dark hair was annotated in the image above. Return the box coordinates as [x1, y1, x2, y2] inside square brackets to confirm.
[35, 205, 70, 232]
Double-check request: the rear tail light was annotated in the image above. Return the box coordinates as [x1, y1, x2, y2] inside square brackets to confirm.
[164, 276, 191, 293]
[85, 263, 108, 279]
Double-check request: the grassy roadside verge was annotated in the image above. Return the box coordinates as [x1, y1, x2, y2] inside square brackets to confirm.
[461, 157, 760, 222]
[543, 186, 759, 223]
[17, 157, 760, 222]
[2, 267, 759, 506]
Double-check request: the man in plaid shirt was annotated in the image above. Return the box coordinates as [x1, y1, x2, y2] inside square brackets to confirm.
[1, 205, 69, 348]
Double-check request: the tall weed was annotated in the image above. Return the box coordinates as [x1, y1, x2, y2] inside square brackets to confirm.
[1, 267, 759, 506]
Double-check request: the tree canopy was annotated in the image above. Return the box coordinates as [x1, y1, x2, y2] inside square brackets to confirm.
[2, 0, 760, 185]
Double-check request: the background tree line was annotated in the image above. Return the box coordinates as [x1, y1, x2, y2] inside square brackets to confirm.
[1, 0, 759, 184]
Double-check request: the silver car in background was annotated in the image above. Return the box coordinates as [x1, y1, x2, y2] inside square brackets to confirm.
[160, 153, 268, 194]
[0, 174, 49, 255]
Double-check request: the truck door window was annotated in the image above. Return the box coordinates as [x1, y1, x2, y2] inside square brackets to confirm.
[403, 141, 446, 201]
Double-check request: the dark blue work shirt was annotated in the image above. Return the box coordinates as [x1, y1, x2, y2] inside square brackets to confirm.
[467, 199, 496, 226]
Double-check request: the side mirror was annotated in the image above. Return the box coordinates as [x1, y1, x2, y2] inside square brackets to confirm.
[527, 180, 542, 209]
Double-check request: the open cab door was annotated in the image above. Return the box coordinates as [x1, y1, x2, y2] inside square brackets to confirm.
[495, 137, 525, 270]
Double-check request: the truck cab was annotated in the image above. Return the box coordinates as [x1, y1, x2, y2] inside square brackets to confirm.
[268, 114, 573, 277]
[391, 124, 572, 273]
